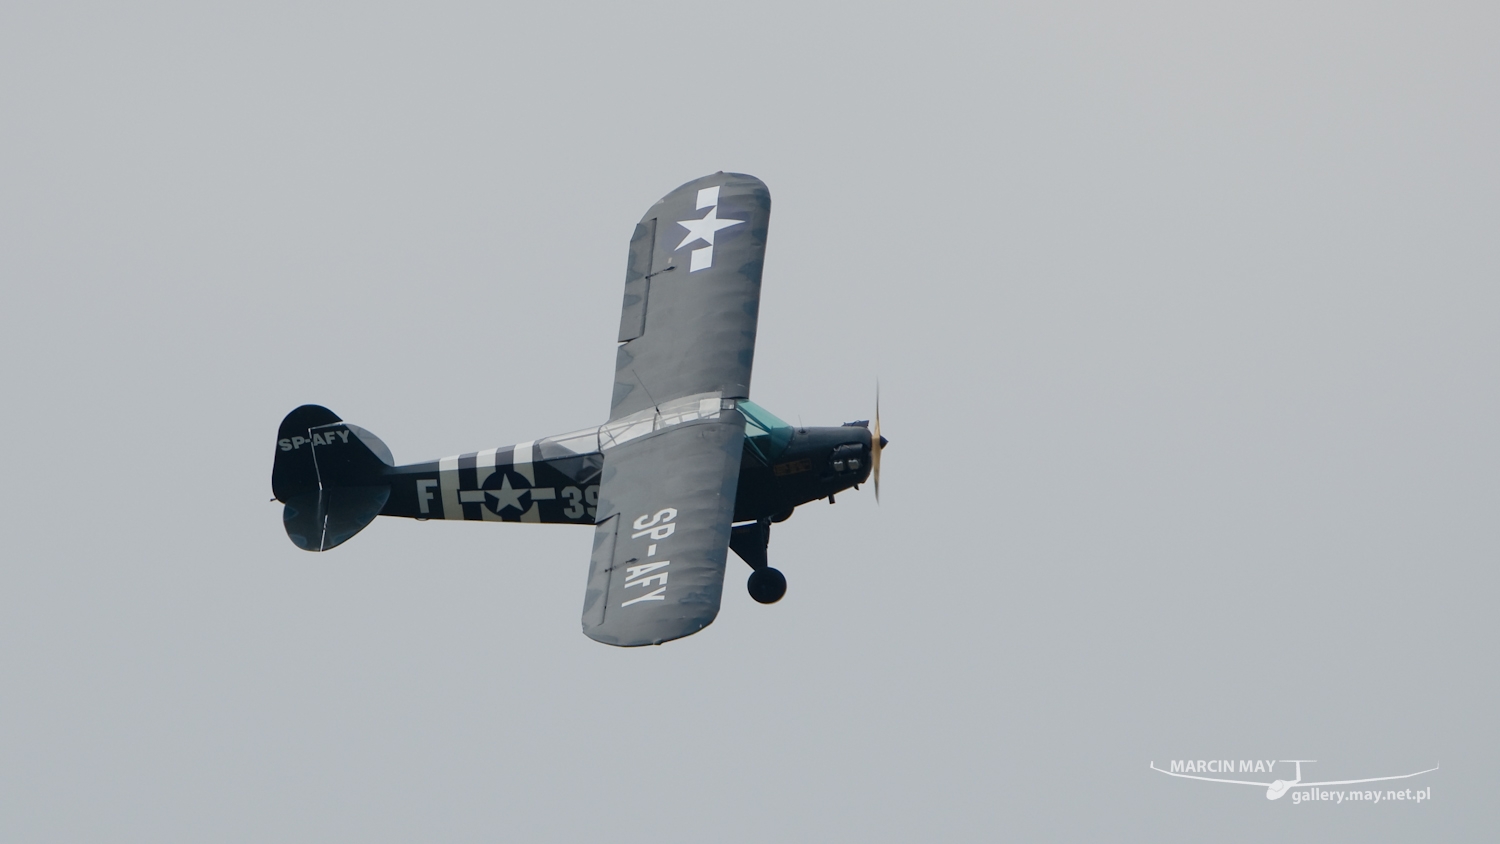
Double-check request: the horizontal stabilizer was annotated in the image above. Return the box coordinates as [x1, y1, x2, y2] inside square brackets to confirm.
[283, 486, 390, 552]
[309, 422, 395, 486]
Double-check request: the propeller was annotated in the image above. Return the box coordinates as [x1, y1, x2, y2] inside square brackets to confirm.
[872, 385, 885, 502]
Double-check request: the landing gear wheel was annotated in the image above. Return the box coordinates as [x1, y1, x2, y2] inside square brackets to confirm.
[747, 567, 787, 604]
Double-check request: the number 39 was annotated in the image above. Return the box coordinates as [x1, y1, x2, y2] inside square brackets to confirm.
[563, 486, 599, 519]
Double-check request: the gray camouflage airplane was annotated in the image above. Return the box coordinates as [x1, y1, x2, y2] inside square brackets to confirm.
[271, 173, 886, 647]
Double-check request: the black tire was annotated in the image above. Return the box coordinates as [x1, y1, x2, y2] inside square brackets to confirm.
[747, 567, 787, 604]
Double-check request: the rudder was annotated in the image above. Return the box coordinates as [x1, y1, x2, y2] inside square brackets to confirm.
[272, 404, 341, 503]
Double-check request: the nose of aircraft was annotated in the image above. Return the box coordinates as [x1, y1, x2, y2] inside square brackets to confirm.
[1266, 780, 1291, 800]
[842, 390, 889, 500]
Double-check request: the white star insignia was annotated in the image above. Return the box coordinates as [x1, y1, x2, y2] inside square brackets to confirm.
[485, 475, 529, 513]
[675, 205, 744, 251]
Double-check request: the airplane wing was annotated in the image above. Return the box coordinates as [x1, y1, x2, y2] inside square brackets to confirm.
[610, 172, 771, 420]
[1300, 765, 1439, 787]
[581, 409, 746, 646]
[1148, 764, 1269, 786]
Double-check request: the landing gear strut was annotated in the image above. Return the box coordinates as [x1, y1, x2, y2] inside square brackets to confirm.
[730, 518, 786, 604]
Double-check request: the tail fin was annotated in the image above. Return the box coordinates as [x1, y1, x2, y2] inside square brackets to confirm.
[272, 405, 394, 552]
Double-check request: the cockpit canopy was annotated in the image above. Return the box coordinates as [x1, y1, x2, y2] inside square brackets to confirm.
[739, 400, 793, 461]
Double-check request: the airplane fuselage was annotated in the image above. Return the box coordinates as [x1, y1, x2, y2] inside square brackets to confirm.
[373, 420, 872, 526]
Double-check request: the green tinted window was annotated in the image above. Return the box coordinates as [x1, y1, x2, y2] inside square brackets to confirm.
[739, 400, 793, 461]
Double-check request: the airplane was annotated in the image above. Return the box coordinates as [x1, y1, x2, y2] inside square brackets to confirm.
[270, 172, 887, 647]
[1149, 760, 1439, 800]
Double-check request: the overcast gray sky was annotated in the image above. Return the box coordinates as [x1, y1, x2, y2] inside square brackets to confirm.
[2, 2, 1496, 841]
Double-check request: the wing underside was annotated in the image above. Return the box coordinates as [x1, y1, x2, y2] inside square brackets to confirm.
[582, 411, 746, 647]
